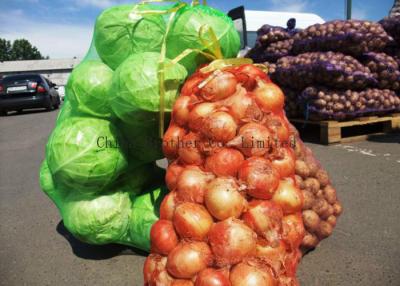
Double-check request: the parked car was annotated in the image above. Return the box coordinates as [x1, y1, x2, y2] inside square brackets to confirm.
[0, 74, 61, 116]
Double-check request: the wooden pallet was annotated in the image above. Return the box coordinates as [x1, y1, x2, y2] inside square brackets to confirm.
[290, 114, 400, 144]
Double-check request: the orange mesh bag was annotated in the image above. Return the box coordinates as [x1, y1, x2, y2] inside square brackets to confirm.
[144, 63, 307, 286]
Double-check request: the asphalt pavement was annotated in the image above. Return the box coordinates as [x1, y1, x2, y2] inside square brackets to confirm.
[0, 108, 399, 286]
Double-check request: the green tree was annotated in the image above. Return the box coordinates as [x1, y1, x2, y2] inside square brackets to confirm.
[11, 39, 44, 60]
[0, 38, 12, 61]
[0, 38, 46, 61]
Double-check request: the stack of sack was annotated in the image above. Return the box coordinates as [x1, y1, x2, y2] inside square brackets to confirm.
[247, 18, 400, 120]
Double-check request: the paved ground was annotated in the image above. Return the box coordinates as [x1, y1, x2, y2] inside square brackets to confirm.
[0, 108, 399, 286]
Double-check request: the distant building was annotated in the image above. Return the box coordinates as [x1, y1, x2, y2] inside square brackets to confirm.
[0, 58, 81, 98]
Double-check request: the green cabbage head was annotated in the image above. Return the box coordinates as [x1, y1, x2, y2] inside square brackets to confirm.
[46, 117, 128, 193]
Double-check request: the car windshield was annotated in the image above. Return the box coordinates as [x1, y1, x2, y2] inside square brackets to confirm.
[3, 74, 42, 84]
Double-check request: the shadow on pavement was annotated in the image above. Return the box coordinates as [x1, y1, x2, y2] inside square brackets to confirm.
[367, 132, 400, 144]
[56, 221, 147, 260]
[3, 109, 53, 117]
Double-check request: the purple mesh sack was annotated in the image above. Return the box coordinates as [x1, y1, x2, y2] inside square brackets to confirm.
[292, 20, 393, 56]
[272, 52, 377, 90]
[300, 86, 400, 120]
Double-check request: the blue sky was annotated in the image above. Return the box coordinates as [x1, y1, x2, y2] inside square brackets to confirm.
[0, 0, 395, 58]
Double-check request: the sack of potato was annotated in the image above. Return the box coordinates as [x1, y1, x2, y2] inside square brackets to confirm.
[379, 16, 400, 45]
[360, 52, 400, 91]
[272, 52, 377, 90]
[300, 86, 400, 120]
[289, 126, 343, 251]
[292, 20, 393, 56]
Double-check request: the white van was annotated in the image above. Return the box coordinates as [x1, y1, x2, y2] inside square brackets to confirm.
[228, 6, 325, 49]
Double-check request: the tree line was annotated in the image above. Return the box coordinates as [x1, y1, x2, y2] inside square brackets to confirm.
[0, 38, 48, 62]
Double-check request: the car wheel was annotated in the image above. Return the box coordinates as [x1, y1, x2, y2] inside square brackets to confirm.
[0, 110, 7, 116]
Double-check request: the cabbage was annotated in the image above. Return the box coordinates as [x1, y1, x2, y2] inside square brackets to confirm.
[55, 100, 73, 123]
[111, 52, 187, 124]
[62, 191, 132, 245]
[67, 60, 113, 118]
[167, 5, 241, 74]
[118, 120, 164, 164]
[46, 117, 127, 193]
[39, 160, 64, 209]
[128, 186, 167, 251]
[94, 4, 167, 70]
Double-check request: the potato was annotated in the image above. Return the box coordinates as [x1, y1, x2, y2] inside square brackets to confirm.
[333, 202, 343, 216]
[316, 221, 333, 239]
[295, 175, 304, 189]
[295, 160, 310, 178]
[320, 204, 334, 220]
[312, 198, 329, 217]
[304, 178, 320, 194]
[315, 169, 330, 187]
[302, 190, 315, 210]
[323, 185, 337, 204]
[302, 232, 319, 249]
[326, 215, 337, 227]
[302, 210, 320, 232]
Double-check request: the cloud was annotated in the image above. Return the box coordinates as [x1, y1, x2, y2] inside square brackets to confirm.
[76, 0, 130, 8]
[352, 6, 368, 20]
[269, 0, 309, 12]
[0, 10, 93, 59]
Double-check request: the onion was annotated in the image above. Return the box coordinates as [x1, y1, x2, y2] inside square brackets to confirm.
[282, 214, 305, 250]
[208, 218, 257, 266]
[230, 263, 275, 286]
[195, 268, 230, 286]
[284, 249, 301, 277]
[200, 71, 238, 101]
[205, 148, 244, 177]
[163, 125, 187, 160]
[150, 220, 179, 255]
[238, 157, 280, 200]
[253, 80, 284, 113]
[228, 123, 272, 157]
[173, 280, 195, 286]
[237, 64, 269, 81]
[255, 239, 287, 276]
[173, 202, 213, 241]
[144, 254, 173, 286]
[173, 96, 194, 127]
[160, 192, 178, 221]
[272, 179, 303, 214]
[181, 74, 205, 96]
[201, 111, 237, 143]
[204, 178, 246, 220]
[166, 163, 184, 191]
[271, 148, 296, 178]
[265, 114, 290, 143]
[188, 102, 217, 131]
[176, 168, 214, 204]
[167, 242, 213, 279]
[222, 87, 254, 121]
[178, 132, 204, 166]
[242, 201, 283, 244]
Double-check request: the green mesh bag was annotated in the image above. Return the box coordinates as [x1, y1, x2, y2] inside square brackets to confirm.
[40, 1, 243, 252]
[94, 4, 169, 70]
[67, 60, 113, 118]
[62, 190, 132, 245]
[166, 4, 241, 74]
[110, 52, 187, 124]
[46, 116, 128, 193]
[128, 186, 167, 251]
[39, 160, 66, 210]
